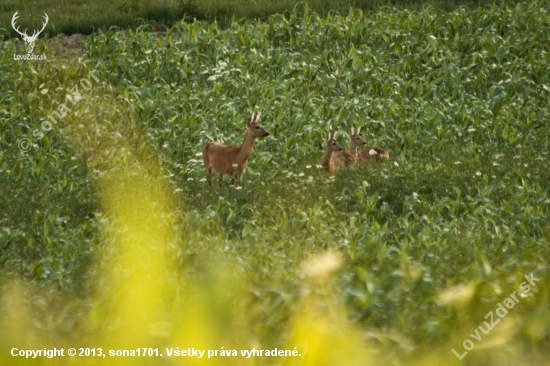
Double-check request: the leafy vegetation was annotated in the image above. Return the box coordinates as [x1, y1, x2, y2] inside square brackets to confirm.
[1, 1, 550, 365]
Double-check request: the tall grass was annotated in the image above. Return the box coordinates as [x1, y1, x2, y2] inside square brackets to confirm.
[0, 0, 525, 37]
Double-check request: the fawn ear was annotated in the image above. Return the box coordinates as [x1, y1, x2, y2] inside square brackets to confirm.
[326, 132, 331, 141]
[357, 126, 361, 134]
[350, 127, 355, 135]
[248, 113, 255, 126]
[254, 112, 261, 123]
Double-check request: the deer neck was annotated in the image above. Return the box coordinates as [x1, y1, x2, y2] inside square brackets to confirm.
[349, 139, 358, 155]
[320, 148, 334, 171]
[237, 129, 257, 162]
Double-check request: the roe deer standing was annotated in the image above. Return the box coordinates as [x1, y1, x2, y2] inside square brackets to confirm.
[202, 112, 269, 187]
[320, 132, 345, 174]
[349, 126, 389, 163]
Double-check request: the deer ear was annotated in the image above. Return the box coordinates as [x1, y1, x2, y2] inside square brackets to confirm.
[350, 127, 355, 135]
[357, 126, 361, 134]
[248, 113, 255, 126]
[254, 112, 261, 123]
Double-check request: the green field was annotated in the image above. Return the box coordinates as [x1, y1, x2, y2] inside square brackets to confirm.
[1, 1, 550, 365]
[0, 0, 522, 36]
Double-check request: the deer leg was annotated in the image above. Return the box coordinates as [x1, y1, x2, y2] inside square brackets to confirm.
[233, 165, 244, 186]
[206, 167, 213, 186]
[230, 169, 239, 185]
[219, 174, 224, 187]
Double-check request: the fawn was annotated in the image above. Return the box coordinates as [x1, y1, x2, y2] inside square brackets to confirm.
[320, 132, 346, 174]
[349, 127, 389, 163]
[202, 112, 269, 186]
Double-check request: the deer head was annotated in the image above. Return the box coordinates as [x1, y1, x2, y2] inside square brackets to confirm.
[350, 126, 367, 152]
[325, 132, 344, 153]
[247, 112, 270, 138]
[12, 11, 49, 54]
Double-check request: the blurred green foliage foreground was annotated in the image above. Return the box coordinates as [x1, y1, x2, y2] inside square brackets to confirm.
[1, 1, 550, 365]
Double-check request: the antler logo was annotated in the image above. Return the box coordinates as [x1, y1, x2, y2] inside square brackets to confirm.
[11, 11, 49, 54]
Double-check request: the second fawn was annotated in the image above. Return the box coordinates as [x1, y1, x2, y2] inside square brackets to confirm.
[349, 126, 389, 163]
[320, 132, 345, 174]
[202, 112, 269, 186]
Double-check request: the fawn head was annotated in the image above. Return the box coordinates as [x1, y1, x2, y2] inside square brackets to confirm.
[247, 112, 270, 138]
[325, 132, 344, 152]
[350, 127, 367, 149]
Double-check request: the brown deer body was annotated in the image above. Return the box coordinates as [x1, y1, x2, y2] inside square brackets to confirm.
[320, 132, 345, 174]
[202, 112, 269, 186]
[349, 127, 389, 163]
[333, 150, 356, 167]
